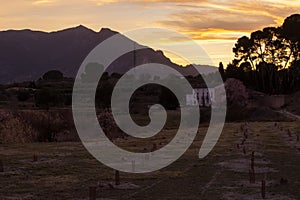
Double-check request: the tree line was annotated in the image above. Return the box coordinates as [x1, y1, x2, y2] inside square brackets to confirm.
[219, 14, 300, 94]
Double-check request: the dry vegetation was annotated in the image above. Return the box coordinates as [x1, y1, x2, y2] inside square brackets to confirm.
[0, 120, 300, 199]
[0, 109, 77, 143]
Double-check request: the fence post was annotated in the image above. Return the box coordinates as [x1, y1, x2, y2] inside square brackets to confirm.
[261, 180, 266, 199]
[132, 160, 135, 173]
[248, 168, 255, 184]
[241, 139, 246, 145]
[89, 186, 97, 200]
[287, 129, 292, 137]
[115, 170, 120, 186]
[0, 160, 3, 172]
[33, 154, 38, 162]
[152, 143, 157, 151]
[248, 169, 252, 183]
[251, 152, 254, 170]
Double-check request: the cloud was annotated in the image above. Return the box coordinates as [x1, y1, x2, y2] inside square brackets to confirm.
[89, 0, 206, 5]
[32, 0, 56, 5]
[87, 0, 300, 40]
[154, 0, 300, 40]
[157, 11, 277, 40]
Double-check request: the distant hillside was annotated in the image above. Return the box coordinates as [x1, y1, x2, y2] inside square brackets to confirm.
[0, 25, 216, 84]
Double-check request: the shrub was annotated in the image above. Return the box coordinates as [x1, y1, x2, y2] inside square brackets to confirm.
[42, 70, 63, 81]
[0, 109, 77, 143]
[17, 90, 31, 102]
[225, 78, 248, 107]
[0, 111, 38, 143]
[35, 88, 64, 108]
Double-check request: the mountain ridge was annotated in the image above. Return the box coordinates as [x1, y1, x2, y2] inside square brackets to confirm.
[0, 25, 216, 84]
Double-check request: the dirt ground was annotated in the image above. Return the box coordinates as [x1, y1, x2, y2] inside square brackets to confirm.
[0, 121, 300, 199]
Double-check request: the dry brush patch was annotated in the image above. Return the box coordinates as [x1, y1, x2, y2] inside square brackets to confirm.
[0, 122, 300, 199]
[0, 109, 77, 143]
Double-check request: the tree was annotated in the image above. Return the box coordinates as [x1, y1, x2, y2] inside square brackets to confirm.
[34, 89, 64, 142]
[35, 88, 63, 109]
[282, 14, 300, 43]
[81, 63, 104, 83]
[233, 27, 289, 70]
[159, 87, 179, 110]
[218, 62, 225, 80]
[282, 14, 300, 64]
[228, 14, 300, 94]
[225, 60, 239, 79]
[17, 90, 31, 102]
[202, 90, 206, 107]
[233, 36, 255, 69]
[43, 70, 63, 81]
[96, 81, 114, 108]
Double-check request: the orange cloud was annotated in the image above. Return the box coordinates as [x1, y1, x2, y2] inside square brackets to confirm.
[87, 0, 300, 39]
[154, 0, 300, 40]
[32, 0, 56, 5]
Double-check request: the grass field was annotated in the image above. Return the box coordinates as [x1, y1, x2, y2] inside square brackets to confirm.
[1, 121, 300, 199]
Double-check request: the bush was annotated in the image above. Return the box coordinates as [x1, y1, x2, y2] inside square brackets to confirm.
[35, 88, 64, 108]
[17, 90, 31, 102]
[42, 70, 63, 81]
[0, 111, 38, 143]
[0, 109, 77, 143]
[225, 78, 248, 107]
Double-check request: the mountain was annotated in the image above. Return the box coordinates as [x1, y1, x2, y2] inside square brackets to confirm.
[0, 25, 216, 84]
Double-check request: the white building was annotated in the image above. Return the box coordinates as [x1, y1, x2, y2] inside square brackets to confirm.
[186, 88, 215, 107]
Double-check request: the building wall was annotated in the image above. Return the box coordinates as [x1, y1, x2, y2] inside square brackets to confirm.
[186, 88, 214, 106]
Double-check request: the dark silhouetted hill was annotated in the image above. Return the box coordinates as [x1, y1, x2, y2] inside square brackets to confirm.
[0, 25, 215, 84]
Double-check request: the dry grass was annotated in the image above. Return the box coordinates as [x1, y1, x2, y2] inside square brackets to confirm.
[0, 121, 300, 199]
[0, 109, 77, 143]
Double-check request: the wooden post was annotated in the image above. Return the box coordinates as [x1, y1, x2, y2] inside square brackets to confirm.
[0, 160, 3, 172]
[237, 144, 240, 149]
[249, 169, 255, 184]
[248, 169, 252, 183]
[287, 129, 292, 137]
[115, 170, 120, 186]
[241, 139, 246, 145]
[280, 178, 288, 185]
[297, 135, 299, 142]
[132, 160, 135, 173]
[243, 146, 246, 155]
[89, 186, 97, 200]
[251, 152, 254, 170]
[240, 124, 244, 132]
[250, 151, 255, 183]
[152, 143, 157, 151]
[261, 180, 266, 199]
[33, 154, 38, 162]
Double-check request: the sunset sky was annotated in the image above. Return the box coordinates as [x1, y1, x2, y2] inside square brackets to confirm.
[1, 0, 299, 66]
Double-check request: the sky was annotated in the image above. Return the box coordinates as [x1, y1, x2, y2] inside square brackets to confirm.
[1, 0, 299, 66]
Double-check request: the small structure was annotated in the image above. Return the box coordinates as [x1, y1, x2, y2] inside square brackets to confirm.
[186, 87, 214, 107]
